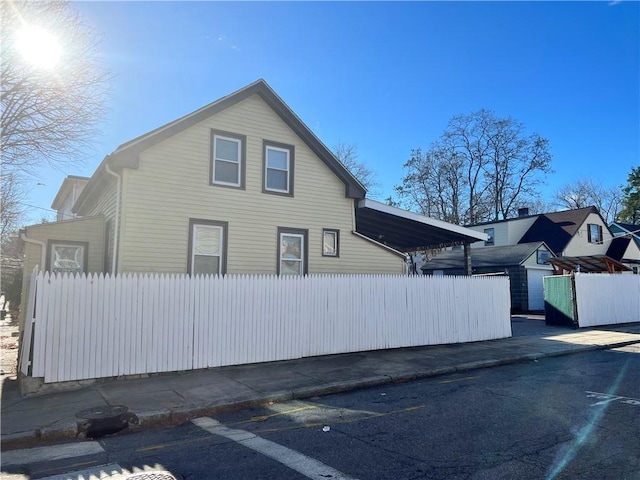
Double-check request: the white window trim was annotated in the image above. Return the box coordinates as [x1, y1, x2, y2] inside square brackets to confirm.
[191, 223, 224, 275]
[49, 242, 86, 274]
[213, 134, 242, 187]
[322, 229, 339, 257]
[484, 228, 495, 246]
[279, 232, 305, 275]
[265, 145, 291, 193]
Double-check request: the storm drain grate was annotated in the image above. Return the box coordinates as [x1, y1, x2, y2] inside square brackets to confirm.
[124, 472, 178, 480]
[76, 404, 138, 438]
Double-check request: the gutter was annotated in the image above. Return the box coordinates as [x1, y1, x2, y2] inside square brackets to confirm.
[21, 233, 46, 271]
[105, 164, 121, 274]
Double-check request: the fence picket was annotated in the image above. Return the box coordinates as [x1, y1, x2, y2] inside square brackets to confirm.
[27, 273, 512, 383]
[575, 274, 640, 327]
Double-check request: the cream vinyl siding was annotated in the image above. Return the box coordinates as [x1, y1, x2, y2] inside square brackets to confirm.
[22, 216, 105, 275]
[85, 180, 118, 271]
[117, 94, 403, 274]
[563, 213, 612, 257]
[19, 216, 105, 329]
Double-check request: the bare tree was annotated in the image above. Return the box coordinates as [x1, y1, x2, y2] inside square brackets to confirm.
[0, 173, 27, 241]
[1, 1, 109, 175]
[486, 119, 552, 220]
[393, 147, 466, 223]
[333, 142, 380, 196]
[554, 178, 622, 223]
[395, 110, 552, 224]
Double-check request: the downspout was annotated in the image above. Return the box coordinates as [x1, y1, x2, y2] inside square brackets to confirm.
[21, 233, 46, 271]
[105, 164, 121, 274]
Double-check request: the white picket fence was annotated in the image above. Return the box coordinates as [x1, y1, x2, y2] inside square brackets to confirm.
[21, 270, 511, 383]
[574, 274, 640, 327]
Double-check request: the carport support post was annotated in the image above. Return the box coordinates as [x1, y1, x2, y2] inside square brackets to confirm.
[464, 242, 472, 276]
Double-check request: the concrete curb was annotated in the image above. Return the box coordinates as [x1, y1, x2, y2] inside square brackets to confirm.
[2, 338, 639, 451]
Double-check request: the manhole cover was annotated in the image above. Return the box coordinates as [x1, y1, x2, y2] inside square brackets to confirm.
[76, 405, 133, 438]
[76, 405, 128, 420]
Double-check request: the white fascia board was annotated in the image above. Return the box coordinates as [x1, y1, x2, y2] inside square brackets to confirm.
[359, 199, 488, 242]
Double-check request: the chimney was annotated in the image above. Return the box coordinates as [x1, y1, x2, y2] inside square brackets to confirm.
[518, 207, 529, 217]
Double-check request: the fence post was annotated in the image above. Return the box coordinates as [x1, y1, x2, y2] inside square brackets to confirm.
[19, 266, 39, 376]
[570, 272, 579, 327]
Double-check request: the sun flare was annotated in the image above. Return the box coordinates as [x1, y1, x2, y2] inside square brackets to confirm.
[16, 26, 61, 69]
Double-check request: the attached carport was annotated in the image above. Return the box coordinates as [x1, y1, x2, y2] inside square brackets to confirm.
[355, 199, 488, 275]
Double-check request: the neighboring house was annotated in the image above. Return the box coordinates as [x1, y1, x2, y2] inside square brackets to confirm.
[468, 206, 640, 270]
[20, 79, 485, 323]
[422, 242, 554, 312]
[423, 206, 640, 311]
[610, 222, 640, 248]
[50, 175, 89, 221]
[609, 222, 640, 274]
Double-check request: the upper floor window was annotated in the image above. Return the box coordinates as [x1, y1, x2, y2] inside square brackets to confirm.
[587, 224, 603, 244]
[188, 219, 228, 275]
[264, 141, 294, 195]
[484, 228, 495, 246]
[211, 130, 245, 188]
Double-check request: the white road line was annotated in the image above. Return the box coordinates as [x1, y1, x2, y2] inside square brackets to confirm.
[192, 417, 359, 480]
[1, 441, 105, 467]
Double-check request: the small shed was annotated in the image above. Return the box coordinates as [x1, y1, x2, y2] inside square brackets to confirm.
[421, 242, 554, 312]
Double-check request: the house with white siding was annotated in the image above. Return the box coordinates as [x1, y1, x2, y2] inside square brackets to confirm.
[20, 79, 486, 315]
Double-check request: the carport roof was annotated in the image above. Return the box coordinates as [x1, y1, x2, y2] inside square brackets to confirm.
[549, 255, 630, 274]
[355, 199, 487, 251]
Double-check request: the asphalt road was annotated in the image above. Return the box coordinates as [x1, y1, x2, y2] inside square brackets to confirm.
[5, 344, 640, 480]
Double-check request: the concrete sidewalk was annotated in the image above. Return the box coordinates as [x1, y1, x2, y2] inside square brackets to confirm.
[2, 319, 640, 450]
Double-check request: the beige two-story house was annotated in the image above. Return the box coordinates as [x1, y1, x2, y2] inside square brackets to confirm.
[21, 79, 486, 301]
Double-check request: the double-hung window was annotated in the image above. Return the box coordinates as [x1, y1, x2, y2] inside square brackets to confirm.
[264, 141, 294, 195]
[211, 130, 245, 188]
[278, 228, 307, 275]
[189, 220, 227, 275]
[587, 224, 603, 244]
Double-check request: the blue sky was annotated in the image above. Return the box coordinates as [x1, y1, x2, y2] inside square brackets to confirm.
[25, 1, 639, 223]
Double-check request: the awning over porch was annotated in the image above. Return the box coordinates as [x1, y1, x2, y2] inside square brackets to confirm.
[355, 199, 487, 251]
[549, 255, 631, 274]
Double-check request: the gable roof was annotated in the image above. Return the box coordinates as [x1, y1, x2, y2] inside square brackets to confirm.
[606, 237, 631, 262]
[51, 175, 90, 210]
[518, 206, 600, 255]
[613, 222, 640, 232]
[421, 242, 550, 272]
[74, 79, 365, 215]
[610, 222, 640, 248]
